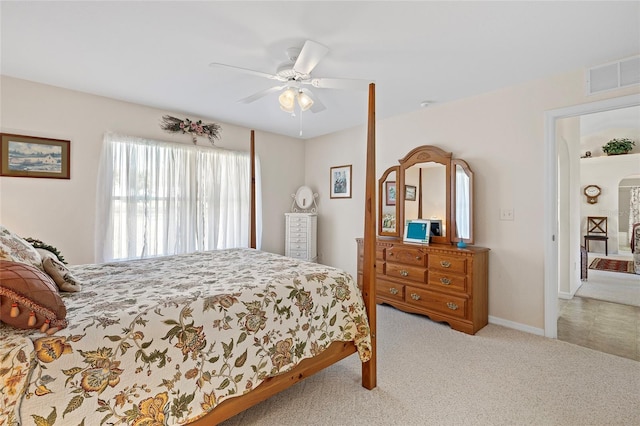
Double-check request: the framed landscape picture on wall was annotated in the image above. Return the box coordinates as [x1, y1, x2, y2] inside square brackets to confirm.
[0, 133, 70, 179]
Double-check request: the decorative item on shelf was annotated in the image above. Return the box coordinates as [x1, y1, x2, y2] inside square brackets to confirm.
[160, 115, 221, 144]
[290, 186, 318, 213]
[581, 151, 592, 159]
[583, 184, 601, 204]
[601, 138, 635, 155]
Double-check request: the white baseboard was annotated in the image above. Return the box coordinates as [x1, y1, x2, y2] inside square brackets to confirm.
[558, 291, 573, 300]
[488, 316, 545, 336]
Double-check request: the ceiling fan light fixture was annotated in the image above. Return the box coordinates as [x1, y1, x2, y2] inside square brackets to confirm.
[297, 91, 314, 111]
[278, 88, 296, 111]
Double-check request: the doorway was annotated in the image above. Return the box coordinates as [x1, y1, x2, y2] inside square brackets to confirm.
[544, 93, 640, 339]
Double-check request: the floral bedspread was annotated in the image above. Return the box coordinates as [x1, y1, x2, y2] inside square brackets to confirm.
[1, 249, 371, 425]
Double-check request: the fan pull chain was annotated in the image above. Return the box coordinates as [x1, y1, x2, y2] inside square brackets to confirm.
[299, 109, 303, 136]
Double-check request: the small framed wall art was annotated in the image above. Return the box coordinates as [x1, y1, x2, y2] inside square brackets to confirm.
[385, 181, 396, 206]
[330, 164, 352, 199]
[1, 133, 70, 179]
[405, 185, 417, 201]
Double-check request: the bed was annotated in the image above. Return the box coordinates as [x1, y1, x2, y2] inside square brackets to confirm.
[1, 84, 378, 425]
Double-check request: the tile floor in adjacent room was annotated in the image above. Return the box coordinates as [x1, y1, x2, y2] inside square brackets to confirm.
[558, 296, 639, 361]
[557, 252, 640, 362]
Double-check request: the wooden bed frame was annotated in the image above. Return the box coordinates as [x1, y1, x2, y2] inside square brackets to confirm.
[190, 84, 378, 424]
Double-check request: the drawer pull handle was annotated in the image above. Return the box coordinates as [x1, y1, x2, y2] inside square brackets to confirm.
[400, 270, 409, 277]
[410, 293, 421, 301]
[440, 260, 451, 268]
[440, 277, 451, 285]
[416, 256, 421, 260]
[389, 287, 399, 295]
[446, 302, 458, 310]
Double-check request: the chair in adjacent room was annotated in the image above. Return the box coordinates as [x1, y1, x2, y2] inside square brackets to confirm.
[583, 216, 608, 256]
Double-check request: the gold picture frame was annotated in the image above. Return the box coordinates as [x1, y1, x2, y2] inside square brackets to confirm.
[0, 133, 70, 179]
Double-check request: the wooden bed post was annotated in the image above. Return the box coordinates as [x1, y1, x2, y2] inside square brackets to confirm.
[362, 83, 377, 390]
[250, 130, 257, 249]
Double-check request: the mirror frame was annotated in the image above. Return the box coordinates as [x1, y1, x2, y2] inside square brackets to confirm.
[377, 145, 475, 245]
[451, 159, 474, 245]
[378, 166, 400, 237]
[399, 145, 452, 244]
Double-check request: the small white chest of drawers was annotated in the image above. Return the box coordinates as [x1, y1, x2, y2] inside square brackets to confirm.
[285, 213, 317, 262]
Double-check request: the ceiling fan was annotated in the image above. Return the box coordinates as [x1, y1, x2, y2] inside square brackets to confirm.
[210, 40, 370, 114]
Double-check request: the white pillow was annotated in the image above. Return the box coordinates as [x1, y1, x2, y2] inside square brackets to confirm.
[37, 248, 82, 292]
[0, 225, 43, 271]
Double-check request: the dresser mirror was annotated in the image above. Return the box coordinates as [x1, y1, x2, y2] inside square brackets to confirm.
[377, 145, 474, 244]
[452, 159, 474, 244]
[378, 166, 399, 236]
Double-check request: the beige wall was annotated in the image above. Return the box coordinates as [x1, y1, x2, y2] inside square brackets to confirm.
[0, 76, 305, 264]
[305, 68, 640, 332]
[2, 66, 639, 333]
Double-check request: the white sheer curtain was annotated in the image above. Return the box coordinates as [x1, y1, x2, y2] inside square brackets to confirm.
[95, 133, 261, 262]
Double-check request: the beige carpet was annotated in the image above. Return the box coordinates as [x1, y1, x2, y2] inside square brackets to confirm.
[220, 304, 640, 425]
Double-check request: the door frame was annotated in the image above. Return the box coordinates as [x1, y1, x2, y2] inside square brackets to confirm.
[544, 93, 640, 338]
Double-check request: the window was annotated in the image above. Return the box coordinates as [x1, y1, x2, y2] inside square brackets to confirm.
[95, 133, 261, 262]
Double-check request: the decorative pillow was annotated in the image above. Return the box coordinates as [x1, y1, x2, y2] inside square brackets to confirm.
[37, 248, 82, 292]
[0, 260, 67, 333]
[0, 225, 43, 271]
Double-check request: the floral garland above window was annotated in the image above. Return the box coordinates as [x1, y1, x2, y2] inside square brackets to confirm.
[160, 115, 221, 144]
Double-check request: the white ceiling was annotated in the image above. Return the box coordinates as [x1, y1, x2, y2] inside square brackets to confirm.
[2, 1, 639, 140]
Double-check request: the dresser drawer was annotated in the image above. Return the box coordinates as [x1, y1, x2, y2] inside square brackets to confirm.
[357, 258, 386, 275]
[289, 225, 308, 233]
[289, 250, 308, 259]
[404, 287, 468, 319]
[428, 271, 467, 294]
[289, 242, 308, 251]
[429, 254, 467, 274]
[385, 263, 427, 284]
[357, 244, 385, 259]
[289, 216, 307, 224]
[377, 279, 405, 302]
[386, 246, 427, 266]
[288, 232, 307, 242]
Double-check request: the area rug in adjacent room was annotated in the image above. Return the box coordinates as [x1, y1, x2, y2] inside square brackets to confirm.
[589, 257, 635, 274]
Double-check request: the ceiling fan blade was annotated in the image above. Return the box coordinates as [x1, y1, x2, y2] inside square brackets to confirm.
[306, 77, 372, 90]
[293, 40, 329, 75]
[238, 85, 286, 104]
[209, 63, 283, 81]
[300, 88, 326, 113]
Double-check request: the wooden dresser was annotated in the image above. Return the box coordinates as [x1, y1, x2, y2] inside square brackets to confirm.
[357, 238, 489, 334]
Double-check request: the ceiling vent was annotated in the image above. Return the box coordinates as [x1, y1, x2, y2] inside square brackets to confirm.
[586, 55, 640, 95]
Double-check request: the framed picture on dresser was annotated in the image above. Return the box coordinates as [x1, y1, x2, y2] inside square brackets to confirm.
[330, 164, 352, 199]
